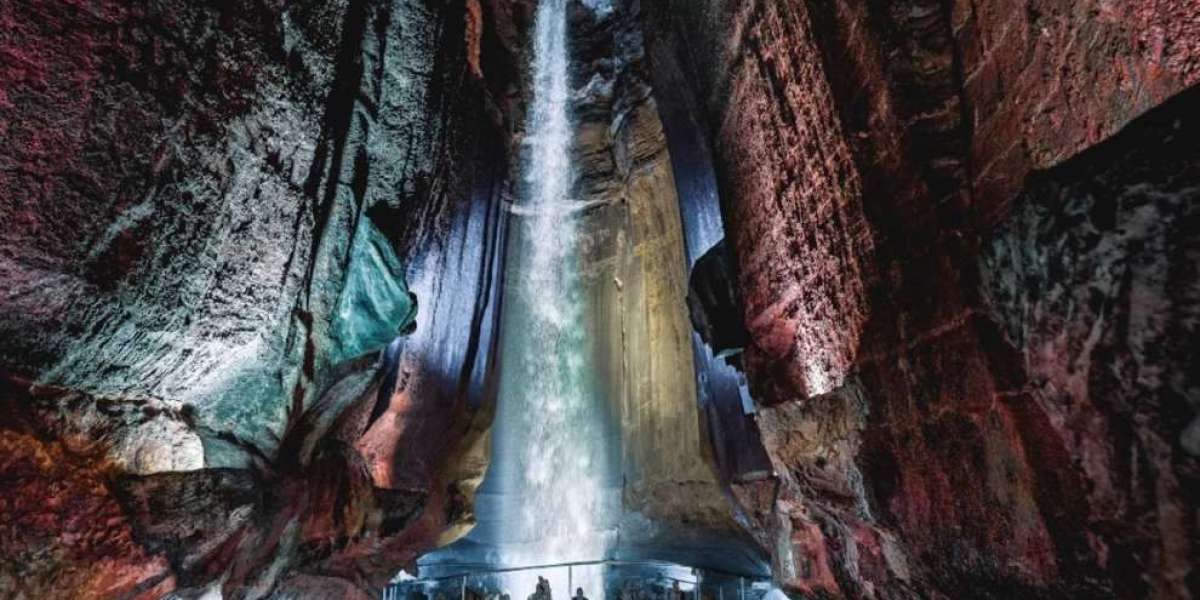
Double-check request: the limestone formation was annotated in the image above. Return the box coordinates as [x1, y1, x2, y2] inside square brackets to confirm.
[2, 0, 1197, 598]
[646, 0, 1199, 597]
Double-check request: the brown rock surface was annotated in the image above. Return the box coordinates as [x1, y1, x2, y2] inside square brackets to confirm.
[646, 0, 1200, 596]
[0, 428, 175, 599]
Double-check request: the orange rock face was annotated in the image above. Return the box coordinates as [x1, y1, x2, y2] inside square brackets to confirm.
[0, 430, 175, 599]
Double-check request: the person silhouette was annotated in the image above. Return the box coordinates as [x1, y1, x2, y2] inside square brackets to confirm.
[669, 581, 684, 600]
[528, 576, 553, 600]
[572, 587, 588, 600]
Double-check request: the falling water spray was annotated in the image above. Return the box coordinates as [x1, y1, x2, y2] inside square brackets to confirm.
[496, 0, 613, 592]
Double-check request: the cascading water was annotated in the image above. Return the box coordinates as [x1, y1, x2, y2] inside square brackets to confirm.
[417, 0, 617, 593]
[407, 1, 770, 597]
[467, 0, 619, 592]
[505, 0, 613, 564]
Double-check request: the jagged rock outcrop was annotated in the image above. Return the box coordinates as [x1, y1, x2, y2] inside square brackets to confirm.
[687, 239, 750, 359]
[0, 0, 511, 597]
[645, 0, 1199, 597]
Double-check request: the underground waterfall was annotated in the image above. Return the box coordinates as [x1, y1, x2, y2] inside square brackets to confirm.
[3, 0, 1196, 594]
[415, 0, 616, 589]
[403, 0, 768, 597]
[425, 0, 615, 594]
[477, 0, 617, 579]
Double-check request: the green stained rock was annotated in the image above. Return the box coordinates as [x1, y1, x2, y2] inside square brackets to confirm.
[330, 216, 417, 364]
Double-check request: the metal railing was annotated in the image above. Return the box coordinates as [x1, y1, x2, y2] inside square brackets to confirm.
[383, 558, 767, 600]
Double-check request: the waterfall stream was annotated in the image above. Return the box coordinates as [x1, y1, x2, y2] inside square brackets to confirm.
[410, 1, 768, 596]
[418, 0, 615, 593]
[481, 0, 617, 593]
[507, 0, 612, 563]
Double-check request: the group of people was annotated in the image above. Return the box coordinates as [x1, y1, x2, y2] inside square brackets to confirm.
[524, 575, 690, 600]
[423, 574, 693, 600]
[526, 576, 588, 600]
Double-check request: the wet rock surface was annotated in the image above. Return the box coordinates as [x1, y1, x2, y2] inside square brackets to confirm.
[979, 86, 1200, 598]
[1, 0, 510, 597]
[646, 0, 1200, 597]
[565, 0, 741, 540]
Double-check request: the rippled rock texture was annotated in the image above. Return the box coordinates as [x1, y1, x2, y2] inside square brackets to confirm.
[646, 0, 1198, 597]
[1, 0, 510, 597]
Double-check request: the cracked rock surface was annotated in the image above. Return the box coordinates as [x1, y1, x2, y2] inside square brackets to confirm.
[1, 0, 508, 597]
[646, 0, 1199, 597]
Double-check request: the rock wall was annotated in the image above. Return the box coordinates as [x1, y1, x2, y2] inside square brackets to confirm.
[645, 0, 1199, 597]
[979, 87, 1200, 598]
[649, 18, 774, 490]
[0, 0, 512, 597]
[568, 0, 761, 568]
[3, 0, 1197, 597]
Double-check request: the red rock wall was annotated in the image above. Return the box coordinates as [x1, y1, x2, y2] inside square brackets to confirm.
[647, 0, 1200, 596]
[706, 0, 876, 404]
[978, 87, 1200, 598]
[0, 428, 175, 599]
[957, 0, 1200, 223]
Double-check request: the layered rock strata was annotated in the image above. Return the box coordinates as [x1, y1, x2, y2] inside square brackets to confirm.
[567, 0, 759, 560]
[645, 0, 1200, 597]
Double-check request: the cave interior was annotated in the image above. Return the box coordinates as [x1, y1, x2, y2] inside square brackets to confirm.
[0, 0, 1197, 599]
